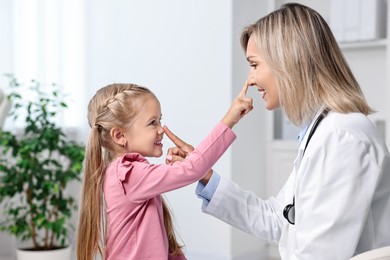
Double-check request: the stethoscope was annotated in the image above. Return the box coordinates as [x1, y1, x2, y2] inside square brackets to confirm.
[283, 107, 330, 225]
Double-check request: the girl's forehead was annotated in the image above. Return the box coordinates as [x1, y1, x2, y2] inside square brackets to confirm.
[137, 96, 161, 113]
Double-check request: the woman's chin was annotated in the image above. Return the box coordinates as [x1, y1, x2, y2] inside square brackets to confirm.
[265, 102, 280, 110]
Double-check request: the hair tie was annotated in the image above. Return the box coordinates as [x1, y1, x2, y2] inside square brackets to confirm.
[94, 124, 102, 132]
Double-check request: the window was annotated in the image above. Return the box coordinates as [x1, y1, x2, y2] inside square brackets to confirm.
[0, 0, 86, 129]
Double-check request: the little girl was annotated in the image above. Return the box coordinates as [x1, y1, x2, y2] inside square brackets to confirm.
[76, 83, 252, 260]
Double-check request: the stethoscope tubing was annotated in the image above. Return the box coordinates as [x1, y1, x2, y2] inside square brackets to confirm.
[283, 107, 330, 225]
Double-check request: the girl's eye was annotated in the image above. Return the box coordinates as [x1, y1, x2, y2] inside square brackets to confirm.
[149, 118, 162, 126]
[250, 63, 257, 69]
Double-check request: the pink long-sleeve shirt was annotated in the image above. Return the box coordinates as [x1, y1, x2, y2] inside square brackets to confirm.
[103, 122, 236, 260]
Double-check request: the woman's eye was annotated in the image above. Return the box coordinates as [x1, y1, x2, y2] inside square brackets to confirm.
[250, 63, 257, 69]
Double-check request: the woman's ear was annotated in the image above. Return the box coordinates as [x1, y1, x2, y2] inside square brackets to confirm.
[110, 127, 125, 146]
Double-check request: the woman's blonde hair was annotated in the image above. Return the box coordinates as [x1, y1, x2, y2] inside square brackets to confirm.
[241, 3, 374, 126]
[77, 83, 183, 259]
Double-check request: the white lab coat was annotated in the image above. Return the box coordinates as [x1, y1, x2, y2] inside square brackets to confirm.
[201, 111, 390, 260]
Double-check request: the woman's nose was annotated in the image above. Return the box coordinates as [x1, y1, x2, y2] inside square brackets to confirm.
[247, 80, 255, 86]
[247, 73, 255, 86]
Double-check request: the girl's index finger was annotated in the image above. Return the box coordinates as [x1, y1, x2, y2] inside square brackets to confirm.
[163, 125, 186, 148]
[239, 83, 250, 98]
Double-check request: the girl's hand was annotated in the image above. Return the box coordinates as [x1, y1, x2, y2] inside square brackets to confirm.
[165, 147, 186, 163]
[163, 125, 194, 164]
[222, 83, 253, 128]
[163, 126, 215, 185]
[163, 122, 218, 185]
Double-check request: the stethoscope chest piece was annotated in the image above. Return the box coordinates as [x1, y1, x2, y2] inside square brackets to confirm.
[283, 198, 295, 225]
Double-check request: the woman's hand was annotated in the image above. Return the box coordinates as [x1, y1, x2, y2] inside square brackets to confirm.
[222, 83, 253, 128]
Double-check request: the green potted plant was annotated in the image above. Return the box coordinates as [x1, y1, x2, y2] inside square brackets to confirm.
[0, 75, 85, 260]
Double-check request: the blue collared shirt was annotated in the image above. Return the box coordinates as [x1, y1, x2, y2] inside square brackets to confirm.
[196, 171, 220, 206]
[297, 121, 310, 144]
[297, 108, 322, 144]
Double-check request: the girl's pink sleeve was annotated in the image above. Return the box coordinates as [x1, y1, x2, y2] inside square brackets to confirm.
[121, 121, 236, 202]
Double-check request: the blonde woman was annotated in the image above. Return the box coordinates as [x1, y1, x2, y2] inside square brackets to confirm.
[76, 83, 252, 259]
[166, 3, 390, 259]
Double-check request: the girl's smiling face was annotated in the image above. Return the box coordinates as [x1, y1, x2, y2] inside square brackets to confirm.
[123, 96, 164, 158]
[246, 35, 280, 110]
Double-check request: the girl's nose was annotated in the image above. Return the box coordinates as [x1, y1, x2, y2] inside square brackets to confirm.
[158, 126, 164, 135]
